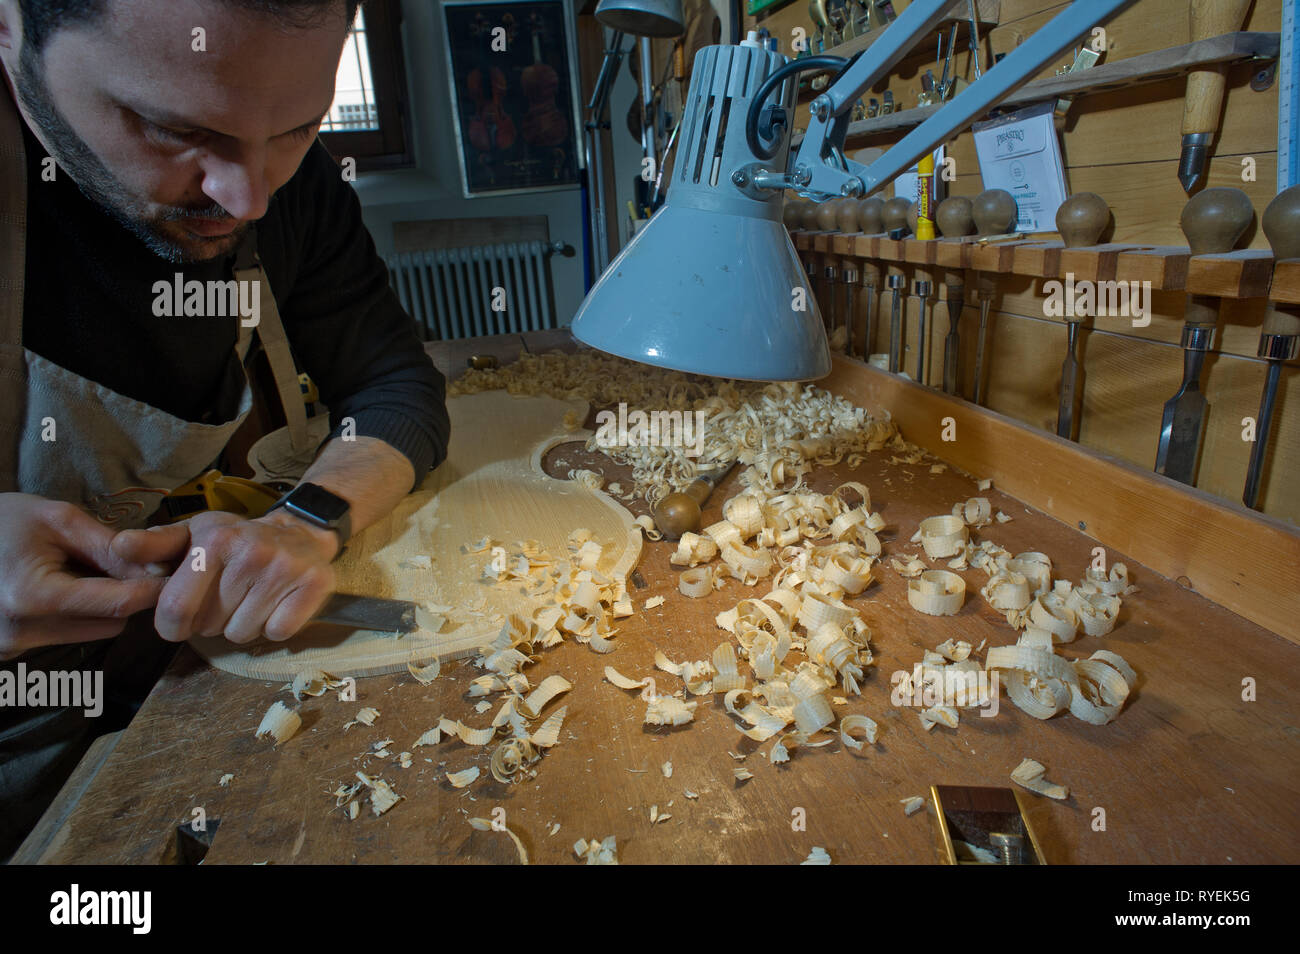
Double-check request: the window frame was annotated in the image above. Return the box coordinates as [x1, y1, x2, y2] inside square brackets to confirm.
[318, 0, 414, 171]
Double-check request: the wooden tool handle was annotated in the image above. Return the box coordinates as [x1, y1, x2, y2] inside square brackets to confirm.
[1262, 304, 1300, 337]
[1181, 0, 1251, 135]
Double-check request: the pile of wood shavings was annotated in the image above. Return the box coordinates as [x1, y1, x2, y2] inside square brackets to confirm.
[451, 351, 907, 506]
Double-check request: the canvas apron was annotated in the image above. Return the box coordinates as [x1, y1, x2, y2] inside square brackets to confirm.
[0, 85, 310, 856]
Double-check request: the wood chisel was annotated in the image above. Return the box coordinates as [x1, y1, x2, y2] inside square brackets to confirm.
[882, 197, 912, 372]
[1178, 0, 1251, 193]
[1155, 188, 1254, 484]
[834, 199, 862, 344]
[936, 196, 975, 395]
[1054, 192, 1111, 440]
[970, 190, 1018, 404]
[311, 593, 420, 633]
[1244, 185, 1300, 509]
[653, 461, 737, 539]
[856, 196, 885, 360]
[913, 277, 933, 383]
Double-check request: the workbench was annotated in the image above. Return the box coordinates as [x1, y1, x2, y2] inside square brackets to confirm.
[16, 329, 1299, 865]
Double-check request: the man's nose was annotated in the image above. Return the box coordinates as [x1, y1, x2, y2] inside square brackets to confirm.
[198, 149, 271, 222]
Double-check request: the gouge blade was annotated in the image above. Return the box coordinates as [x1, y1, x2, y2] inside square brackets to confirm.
[1056, 323, 1082, 440]
[312, 593, 418, 633]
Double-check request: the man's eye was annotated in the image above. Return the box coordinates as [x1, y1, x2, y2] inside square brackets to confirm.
[146, 121, 199, 144]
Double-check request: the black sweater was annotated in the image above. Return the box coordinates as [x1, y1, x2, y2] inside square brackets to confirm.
[20, 120, 449, 489]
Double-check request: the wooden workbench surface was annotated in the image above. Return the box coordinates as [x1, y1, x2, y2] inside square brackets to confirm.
[29, 332, 1300, 865]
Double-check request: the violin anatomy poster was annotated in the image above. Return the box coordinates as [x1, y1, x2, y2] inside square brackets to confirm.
[443, 0, 582, 197]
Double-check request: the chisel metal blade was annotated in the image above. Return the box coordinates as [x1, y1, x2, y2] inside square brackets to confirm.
[1155, 389, 1207, 483]
[1056, 322, 1082, 439]
[312, 593, 419, 633]
[1155, 345, 1209, 484]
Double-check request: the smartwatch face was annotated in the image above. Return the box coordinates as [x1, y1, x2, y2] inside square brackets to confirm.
[288, 483, 349, 524]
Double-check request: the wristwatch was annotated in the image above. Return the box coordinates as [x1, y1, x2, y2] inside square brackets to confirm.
[268, 482, 352, 548]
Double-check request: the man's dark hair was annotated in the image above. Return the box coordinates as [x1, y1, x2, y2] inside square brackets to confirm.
[18, 0, 362, 56]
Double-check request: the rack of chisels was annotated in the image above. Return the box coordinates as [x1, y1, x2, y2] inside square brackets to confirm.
[788, 183, 1300, 513]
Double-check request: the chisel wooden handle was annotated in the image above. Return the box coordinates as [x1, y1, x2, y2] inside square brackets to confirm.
[1182, 0, 1251, 137]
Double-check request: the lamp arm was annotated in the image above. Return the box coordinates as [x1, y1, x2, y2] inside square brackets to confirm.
[787, 0, 1138, 199]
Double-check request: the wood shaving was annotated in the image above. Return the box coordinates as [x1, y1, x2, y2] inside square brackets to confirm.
[255, 701, 300, 745]
[907, 570, 966, 616]
[1011, 758, 1069, 800]
[671, 532, 719, 567]
[414, 726, 442, 747]
[839, 714, 879, 750]
[645, 696, 697, 726]
[995, 510, 1012, 523]
[684, 790, 699, 799]
[288, 669, 344, 701]
[469, 817, 530, 864]
[655, 650, 714, 694]
[218, 773, 234, 787]
[678, 566, 714, 598]
[521, 674, 572, 718]
[644, 596, 666, 610]
[801, 846, 832, 864]
[733, 767, 754, 781]
[355, 771, 403, 816]
[450, 351, 900, 508]
[529, 705, 568, 748]
[634, 514, 663, 541]
[344, 707, 380, 730]
[977, 478, 992, 491]
[567, 468, 604, 490]
[573, 835, 618, 865]
[662, 761, 673, 778]
[918, 514, 968, 559]
[901, 796, 925, 816]
[407, 660, 441, 685]
[447, 767, 480, 788]
[604, 666, 652, 691]
[491, 737, 540, 783]
[952, 496, 992, 528]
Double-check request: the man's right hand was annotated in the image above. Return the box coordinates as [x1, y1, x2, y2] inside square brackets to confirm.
[0, 494, 168, 660]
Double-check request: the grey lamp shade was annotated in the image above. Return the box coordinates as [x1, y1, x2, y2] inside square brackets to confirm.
[572, 42, 829, 382]
[594, 0, 686, 37]
[571, 205, 830, 381]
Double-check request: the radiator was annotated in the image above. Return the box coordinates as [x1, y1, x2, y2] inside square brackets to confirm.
[384, 241, 560, 341]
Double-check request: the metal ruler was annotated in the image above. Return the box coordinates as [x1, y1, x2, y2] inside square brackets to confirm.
[1279, 0, 1298, 191]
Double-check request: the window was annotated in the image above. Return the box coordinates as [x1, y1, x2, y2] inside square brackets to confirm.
[318, 1, 413, 170]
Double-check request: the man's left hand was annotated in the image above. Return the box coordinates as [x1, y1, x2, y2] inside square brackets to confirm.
[111, 511, 338, 643]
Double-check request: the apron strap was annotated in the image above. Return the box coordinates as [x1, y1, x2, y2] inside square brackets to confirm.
[0, 80, 30, 493]
[233, 231, 310, 453]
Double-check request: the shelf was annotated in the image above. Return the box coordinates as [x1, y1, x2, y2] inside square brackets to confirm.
[792, 229, 1289, 300]
[791, 31, 1279, 141]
